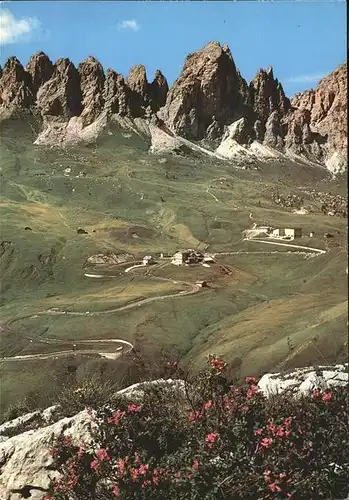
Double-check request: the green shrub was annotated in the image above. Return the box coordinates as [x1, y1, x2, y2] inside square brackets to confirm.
[45, 356, 349, 500]
[54, 376, 124, 418]
[0, 399, 34, 425]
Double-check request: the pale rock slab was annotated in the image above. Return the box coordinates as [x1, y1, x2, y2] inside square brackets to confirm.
[258, 363, 348, 396]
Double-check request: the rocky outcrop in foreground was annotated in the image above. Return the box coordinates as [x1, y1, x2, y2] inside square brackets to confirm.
[0, 380, 184, 500]
[0, 43, 346, 171]
[0, 365, 347, 499]
[258, 363, 348, 395]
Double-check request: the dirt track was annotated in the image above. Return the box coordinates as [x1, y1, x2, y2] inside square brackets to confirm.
[2, 271, 200, 362]
[2, 241, 324, 362]
[243, 238, 326, 254]
[1, 339, 134, 362]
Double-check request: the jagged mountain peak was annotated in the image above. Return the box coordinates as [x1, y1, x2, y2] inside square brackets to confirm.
[126, 64, 148, 91]
[0, 44, 346, 172]
[161, 41, 247, 140]
[3, 56, 26, 76]
[78, 56, 105, 77]
[52, 57, 79, 79]
[81, 55, 102, 64]
[152, 69, 166, 83]
[249, 66, 290, 128]
[27, 50, 50, 61]
[253, 66, 275, 79]
[26, 52, 54, 95]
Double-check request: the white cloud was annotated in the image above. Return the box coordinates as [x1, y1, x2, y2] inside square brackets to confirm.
[117, 19, 140, 32]
[0, 7, 40, 44]
[283, 73, 326, 84]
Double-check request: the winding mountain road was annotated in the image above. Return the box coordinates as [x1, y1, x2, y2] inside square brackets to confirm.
[1, 339, 134, 362]
[1, 240, 325, 362]
[1, 270, 201, 362]
[242, 238, 326, 254]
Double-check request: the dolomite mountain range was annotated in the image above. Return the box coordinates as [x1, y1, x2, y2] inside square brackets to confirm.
[0, 41, 347, 172]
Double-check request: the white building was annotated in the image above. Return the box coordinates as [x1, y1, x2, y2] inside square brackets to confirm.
[142, 255, 154, 266]
[203, 254, 215, 263]
[195, 280, 208, 288]
[272, 228, 302, 240]
[171, 251, 184, 266]
[285, 228, 302, 239]
[171, 249, 204, 266]
[272, 228, 285, 237]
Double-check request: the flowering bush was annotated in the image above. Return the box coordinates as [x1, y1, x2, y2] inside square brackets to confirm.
[46, 356, 349, 499]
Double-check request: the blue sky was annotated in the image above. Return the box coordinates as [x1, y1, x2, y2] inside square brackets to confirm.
[0, 1, 346, 97]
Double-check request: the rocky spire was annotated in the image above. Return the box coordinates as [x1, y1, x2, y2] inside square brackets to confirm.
[289, 63, 347, 158]
[0, 45, 346, 170]
[126, 64, 151, 117]
[36, 58, 82, 119]
[103, 69, 130, 116]
[26, 52, 54, 96]
[161, 41, 249, 140]
[0, 57, 33, 110]
[78, 56, 105, 126]
[149, 70, 169, 111]
[249, 67, 290, 125]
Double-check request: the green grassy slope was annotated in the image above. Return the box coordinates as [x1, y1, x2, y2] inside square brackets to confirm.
[0, 121, 347, 413]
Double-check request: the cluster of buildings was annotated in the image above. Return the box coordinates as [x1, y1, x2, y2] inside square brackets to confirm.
[171, 249, 215, 267]
[255, 225, 303, 241]
[141, 250, 215, 268]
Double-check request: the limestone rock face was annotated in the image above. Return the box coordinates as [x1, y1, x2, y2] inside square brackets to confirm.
[0, 44, 346, 171]
[205, 116, 223, 141]
[224, 117, 250, 144]
[249, 67, 290, 126]
[36, 57, 82, 119]
[78, 56, 105, 126]
[263, 111, 285, 149]
[0, 57, 33, 112]
[161, 41, 249, 140]
[127, 64, 148, 96]
[0, 380, 185, 500]
[284, 108, 314, 152]
[258, 363, 348, 396]
[126, 65, 169, 117]
[245, 67, 291, 148]
[292, 64, 347, 152]
[253, 119, 264, 141]
[290, 63, 347, 171]
[126, 64, 149, 117]
[103, 69, 130, 116]
[0, 410, 97, 500]
[26, 52, 54, 96]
